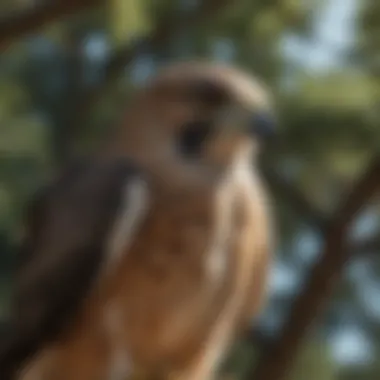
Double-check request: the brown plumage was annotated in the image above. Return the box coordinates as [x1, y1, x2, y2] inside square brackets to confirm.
[0, 61, 275, 380]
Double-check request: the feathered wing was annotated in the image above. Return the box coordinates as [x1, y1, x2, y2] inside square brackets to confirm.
[0, 157, 142, 379]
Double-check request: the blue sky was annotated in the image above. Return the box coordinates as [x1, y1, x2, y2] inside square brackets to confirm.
[282, 0, 359, 73]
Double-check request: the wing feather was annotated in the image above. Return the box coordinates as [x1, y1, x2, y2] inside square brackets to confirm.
[0, 157, 143, 379]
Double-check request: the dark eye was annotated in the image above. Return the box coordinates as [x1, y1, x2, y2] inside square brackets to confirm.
[178, 120, 214, 157]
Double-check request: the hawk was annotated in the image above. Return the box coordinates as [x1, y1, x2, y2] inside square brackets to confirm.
[0, 61, 276, 380]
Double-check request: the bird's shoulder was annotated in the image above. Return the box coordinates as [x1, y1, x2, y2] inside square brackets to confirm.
[0, 156, 147, 378]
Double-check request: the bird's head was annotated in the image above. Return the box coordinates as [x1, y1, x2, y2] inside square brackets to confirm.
[117, 61, 277, 172]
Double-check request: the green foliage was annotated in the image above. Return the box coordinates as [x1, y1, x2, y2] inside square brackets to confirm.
[108, 0, 150, 47]
[289, 339, 336, 380]
[298, 71, 377, 112]
[221, 339, 258, 379]
[219, 337, 337, 380]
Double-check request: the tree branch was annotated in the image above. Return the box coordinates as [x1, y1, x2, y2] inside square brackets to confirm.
[262, 167, 328, 232]
[262, 169, 380, 256]
[248, 155, 380, 380]
[350, 234, 380, 256]
[243, 231, 380, 354]
[0, 0, 100, 50]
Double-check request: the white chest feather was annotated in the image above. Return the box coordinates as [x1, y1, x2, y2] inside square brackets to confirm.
[104, 178, 150, 379]
[105, 178, 150, 273]
[207, 162, 255, 285]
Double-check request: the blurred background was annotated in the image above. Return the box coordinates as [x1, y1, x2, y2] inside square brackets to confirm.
[0, 0, 379, 379]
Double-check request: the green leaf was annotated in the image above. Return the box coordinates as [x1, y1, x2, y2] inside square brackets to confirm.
[298, 72, 377, 111]
[290, 339, 337, 380]
[108, 0, 150, 47]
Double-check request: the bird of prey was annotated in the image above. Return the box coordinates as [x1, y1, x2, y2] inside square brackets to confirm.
[0, 61, 276, 380]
